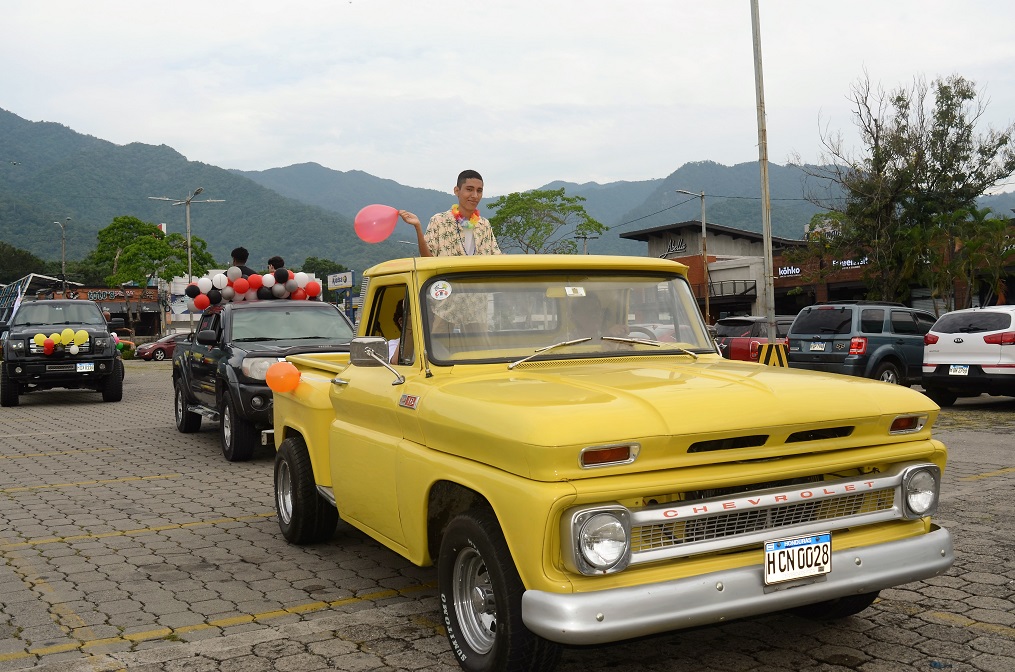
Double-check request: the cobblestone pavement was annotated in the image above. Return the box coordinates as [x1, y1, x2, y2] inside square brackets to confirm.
[0, 361, 1012, 672]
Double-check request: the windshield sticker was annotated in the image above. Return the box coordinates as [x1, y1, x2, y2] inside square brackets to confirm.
[565, 286, 587, 297]
[429, 281, 453, 301]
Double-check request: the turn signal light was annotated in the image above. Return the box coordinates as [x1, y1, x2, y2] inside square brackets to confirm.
[890, 414, 927, 434]
[849, 337, 867, 355]
[580, 444, 639, 468]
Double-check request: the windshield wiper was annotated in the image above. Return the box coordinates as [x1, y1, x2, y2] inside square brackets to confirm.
[602, 336, 699, 359]
[507, 338, 591, 369]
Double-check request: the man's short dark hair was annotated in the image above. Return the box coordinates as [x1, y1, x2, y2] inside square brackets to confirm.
[268, 256, 285, 269]
[231, 247, 249, 263]
[457, 170, 483, 188]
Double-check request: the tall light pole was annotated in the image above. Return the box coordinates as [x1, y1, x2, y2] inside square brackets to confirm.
[751, 0, 776, 343]
[676, 189, 709, 323]
[53, 217, 70, 296]
[148, 188, 224, 331]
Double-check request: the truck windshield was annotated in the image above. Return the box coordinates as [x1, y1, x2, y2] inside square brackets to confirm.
[422, 271, 711, 364]
[231, 307, 355, 342]
[12, 302, 106, 327]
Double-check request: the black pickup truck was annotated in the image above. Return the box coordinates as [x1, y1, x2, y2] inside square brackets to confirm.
[172, 300, 355, 461]
[1, 299, 124, 407]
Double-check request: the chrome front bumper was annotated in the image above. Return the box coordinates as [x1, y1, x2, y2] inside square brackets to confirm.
[523, 525, 952, 645]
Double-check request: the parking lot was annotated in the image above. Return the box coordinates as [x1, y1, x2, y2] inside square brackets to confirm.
[0, 360, 1012, 672]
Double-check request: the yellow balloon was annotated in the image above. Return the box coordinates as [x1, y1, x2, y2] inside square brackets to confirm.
[33, 333, 46, 347]
[61, 328, 75, 345]
[49, 333, 61, 343]
[74, 329, 89, 346]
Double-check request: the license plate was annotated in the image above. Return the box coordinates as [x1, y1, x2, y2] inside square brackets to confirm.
[764, 532, 832, 585]
[949, 365, 969, 376]
[809, 342, 826, 352]
[76, 362, 95, 373]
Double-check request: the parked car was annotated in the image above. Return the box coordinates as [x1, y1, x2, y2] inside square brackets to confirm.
[787, 301, 937, 385]
[921, 305, 1015, 406]
[714, 315, 795, 362]
[136, 333, 190, 361]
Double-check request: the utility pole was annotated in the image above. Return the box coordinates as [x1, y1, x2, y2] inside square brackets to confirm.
[53, 217, 70, 296]
[751, 0, 777, 343]
[574, 234, 599, 255]
[676, 189, 709, 323]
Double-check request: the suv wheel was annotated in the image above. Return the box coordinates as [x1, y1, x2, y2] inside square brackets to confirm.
[873, 361, 902, 385]
[220, 391, 258, 462]
[924, 388, 958, 407]
[1, 365, 19, 407]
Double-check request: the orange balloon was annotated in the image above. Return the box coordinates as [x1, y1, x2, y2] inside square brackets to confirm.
[266, 361, 301, 393]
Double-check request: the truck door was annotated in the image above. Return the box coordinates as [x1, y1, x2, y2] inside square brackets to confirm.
[188, 311, 221, 407]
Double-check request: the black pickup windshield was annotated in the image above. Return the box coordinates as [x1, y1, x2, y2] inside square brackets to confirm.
[12, 302, 107, 327]
[230, 306, 355, 342]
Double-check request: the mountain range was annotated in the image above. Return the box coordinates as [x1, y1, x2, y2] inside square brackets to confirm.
[3, 107, 1014, 276]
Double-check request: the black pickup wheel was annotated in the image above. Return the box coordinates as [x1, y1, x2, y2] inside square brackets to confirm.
[174, 379, 202, 433]
[0, 365, 19, 407]
[274, 436, 337, 544]
[101, 359, 123, 402]
[220, 391, 258, 462]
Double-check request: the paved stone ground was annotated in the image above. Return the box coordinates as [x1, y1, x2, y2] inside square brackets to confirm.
[0, 361, 1011, 671]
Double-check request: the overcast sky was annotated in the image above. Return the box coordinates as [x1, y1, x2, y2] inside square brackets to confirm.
[4, 1, 1015, 195]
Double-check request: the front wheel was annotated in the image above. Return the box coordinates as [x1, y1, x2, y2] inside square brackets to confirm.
[790, 591, 880, 620]
[101, 359, 123, 402]
[924, 388, 958, 407]
[153, 349, 167, 361]
[275, 436, 337, 544]
[873, 361, 902, 385]
[0, 365, 19, 407]
[437, 509, 560, 672]
[220, 391, 258, 462]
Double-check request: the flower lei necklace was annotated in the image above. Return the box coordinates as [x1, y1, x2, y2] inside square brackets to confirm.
[452, 204, 480, 229]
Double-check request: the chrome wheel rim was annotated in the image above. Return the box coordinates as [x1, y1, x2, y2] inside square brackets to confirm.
[452, 546, 497, 654]
[154, 350, 166, 361]
[222, 405, 233, 446]
[276, 460, 293, 524]
[175, 388, 184, 424]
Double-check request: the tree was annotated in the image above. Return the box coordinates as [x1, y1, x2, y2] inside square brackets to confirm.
[90, 216, 215, 287]
[487, 188, 606, 254]
[298, 256, 351, 303]
[794, 73, 1015, 303]
[0, 241, 48, 284]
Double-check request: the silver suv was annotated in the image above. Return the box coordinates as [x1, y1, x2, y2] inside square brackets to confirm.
[787, 301, 937, 385]
[921, 305, 1015, 406]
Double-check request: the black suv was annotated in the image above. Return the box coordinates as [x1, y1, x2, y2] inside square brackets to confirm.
[0, 299, 124, 406]
[787, 301, 937, 385]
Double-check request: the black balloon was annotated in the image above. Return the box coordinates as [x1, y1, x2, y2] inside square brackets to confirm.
[207, 288, 223, 305]
[257, 286, 273, 300]
[184, 283, 200, 298]
[273, 268, 288, 284]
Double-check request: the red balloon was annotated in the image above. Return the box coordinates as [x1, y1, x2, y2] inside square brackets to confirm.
[266, 361, 301, 393]
[291, 288, 307, 301]
[44, 338, 55, 355]
[354, 204, 398, 243]
[193, 293, 211, 310]
[305, 280, 321, 297]
[288, 269, 295, 280]
[247, 273, 263, 290]
[233, 277, 250, 294]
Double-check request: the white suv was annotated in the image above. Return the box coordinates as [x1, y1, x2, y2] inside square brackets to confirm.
[921, 305, 1015, 406]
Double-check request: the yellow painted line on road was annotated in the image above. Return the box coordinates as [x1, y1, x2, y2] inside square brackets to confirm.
[926, 610, 1015, 639]
[0, 473, 179, 494]
[0, 512, 276, 550]
[0, 425, 170, 439]
[0, 447, 117, 460]
[0, 582, 437, 663]
[960, 466, 1015, 481]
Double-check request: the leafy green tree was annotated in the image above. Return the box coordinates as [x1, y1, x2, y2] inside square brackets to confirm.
[0, 241, 48, 284]
[90, 215, 215, 287]
[298, 256, 351, 303]
[796, 73, 1015, 302]
[487, 188, 606, 254]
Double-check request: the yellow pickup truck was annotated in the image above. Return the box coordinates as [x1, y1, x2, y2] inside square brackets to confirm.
[269, 254, 952, 672]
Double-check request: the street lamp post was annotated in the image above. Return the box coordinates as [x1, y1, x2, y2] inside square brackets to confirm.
[676, 189, 709, 323]
[148, 188, 224, 332]
[53, 217, 70, 296]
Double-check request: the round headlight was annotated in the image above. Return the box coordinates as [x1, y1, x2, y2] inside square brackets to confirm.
[905, 469, 938, 516]
[579, 513, 628, 570]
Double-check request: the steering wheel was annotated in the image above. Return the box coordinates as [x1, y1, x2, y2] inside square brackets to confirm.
[625, 326, 658, 340]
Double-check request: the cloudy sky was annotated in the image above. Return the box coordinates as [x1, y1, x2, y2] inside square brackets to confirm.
[4, 1, 1015, 194]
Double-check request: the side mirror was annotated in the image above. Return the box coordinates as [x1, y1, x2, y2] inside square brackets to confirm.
[196, 329, 218, 346]
[350, 337, 389, 367]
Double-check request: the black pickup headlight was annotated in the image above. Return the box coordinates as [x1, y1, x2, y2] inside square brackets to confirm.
[561, 505, 631, 575]
[901, 465, 941, 518]
[8, 340, 25, 354]
[93, 336, 109, 352]
[242, 357, 283, 380]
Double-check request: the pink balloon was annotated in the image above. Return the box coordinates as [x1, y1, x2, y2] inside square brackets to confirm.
[354, 204, 398, 243]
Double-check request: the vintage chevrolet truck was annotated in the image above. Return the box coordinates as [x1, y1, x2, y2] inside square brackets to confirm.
[269, 254, 953, 672]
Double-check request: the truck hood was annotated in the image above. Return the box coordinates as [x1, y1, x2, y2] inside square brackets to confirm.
[411, 357, 940, 481]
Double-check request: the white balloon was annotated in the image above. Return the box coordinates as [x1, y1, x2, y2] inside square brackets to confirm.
[294, 272, 309, 288]
[226, 266, 242, 281]
[69, 344, 80, 355]
[262, 273, 276, 288]
[197, 276, 213, 293]
[221, 286, 236, 301]
[212, 273, 229, 289]
[186, 297, 196, 311]
[245, 289, 259, 302]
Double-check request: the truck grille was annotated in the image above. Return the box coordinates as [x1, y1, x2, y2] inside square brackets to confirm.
[622, 465, 916, 566]
[631, 489, 894, 552]
[29, 342, 91, 354]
